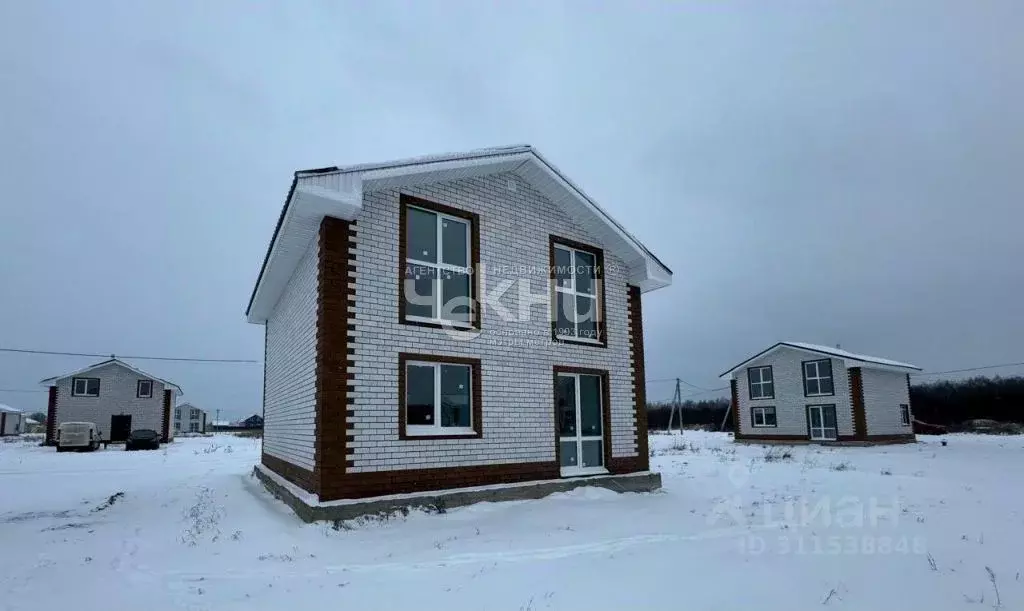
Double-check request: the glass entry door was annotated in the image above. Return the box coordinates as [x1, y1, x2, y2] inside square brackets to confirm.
[556, 372, 606, 476]
[807, 404, 838, 441]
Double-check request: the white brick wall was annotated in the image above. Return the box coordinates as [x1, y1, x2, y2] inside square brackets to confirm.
[263, 238, 319, 470]
[173, 405, 208, 433]
[53, 362, 170, 441]
[734, 346, 853, 438]
[348, 172, 636, 473]
[862, 368, 913, 436]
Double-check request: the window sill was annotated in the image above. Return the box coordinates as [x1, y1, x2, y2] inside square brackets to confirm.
[71, 394, 100, 398]
[403, 427, 479, 440]
[749, 396, 775, 401]
[402, 316, 478, 331]
[553, 336, 607, 348]
[804, 393, 836, 398]
[751, 425, 778, 428]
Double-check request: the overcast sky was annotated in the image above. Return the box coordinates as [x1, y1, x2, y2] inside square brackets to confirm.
[1, 1, 1021, 416]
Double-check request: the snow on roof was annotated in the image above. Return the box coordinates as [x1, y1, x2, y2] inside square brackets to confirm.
[0, 404, 23, 413]
[782, 342, 921, 370]
[38, 358, 183, 395]
[720, 342, 922, 377]
[246, 145, 673, 323]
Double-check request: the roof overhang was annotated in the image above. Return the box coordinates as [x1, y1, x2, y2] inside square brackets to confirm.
[39, 358, 183, 395]
[245, 146, 672, 324]
[719, 342, 922, 379]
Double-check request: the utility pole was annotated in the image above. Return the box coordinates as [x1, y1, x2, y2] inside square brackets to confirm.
[215, 409, 221, 427]
[667, 378, 683, 434]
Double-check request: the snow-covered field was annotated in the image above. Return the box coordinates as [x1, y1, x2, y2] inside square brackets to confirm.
[1, 432, 1021, 610]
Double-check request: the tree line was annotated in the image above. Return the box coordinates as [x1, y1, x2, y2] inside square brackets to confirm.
[646, 376, 1024, 431]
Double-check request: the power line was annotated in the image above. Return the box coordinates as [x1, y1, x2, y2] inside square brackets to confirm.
[0, 347, 260, 364]
[0, 389, 47, 393]
[911, 361, 1024, 377]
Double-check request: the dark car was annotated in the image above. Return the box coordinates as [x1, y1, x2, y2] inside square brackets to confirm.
[125, 429, 161, 451]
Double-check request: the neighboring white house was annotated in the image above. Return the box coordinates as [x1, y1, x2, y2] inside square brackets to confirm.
[0, 405, 23, 436]
[245, 145, 671, 506]
[174, 403, 208, 434]
[721, 342, 922, 444]
[40, 358, 183, 444]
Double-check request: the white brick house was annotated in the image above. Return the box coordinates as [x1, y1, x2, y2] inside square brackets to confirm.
[174, 402, 208, 434]
[0, 405, 23, 436]
[246, 145, 672, 504]
[41, 359, 182, 444]
[721, 342, 921, 444]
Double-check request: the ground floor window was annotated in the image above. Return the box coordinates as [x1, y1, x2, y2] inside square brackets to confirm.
[189, 422, 200, 433]
[555, 368, 607, 477]
[751, 406, 777, 427]
[900, 404, 911, 426]
[399, 353, 481, 438]
[807, 404, 837, 441]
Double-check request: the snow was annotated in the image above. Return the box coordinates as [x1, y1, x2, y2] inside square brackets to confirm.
[2, 433, 1021, 610]
[0, 404, 22, 413]
[782, 342, 921, 370]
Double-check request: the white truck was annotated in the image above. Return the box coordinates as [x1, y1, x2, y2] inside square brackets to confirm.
[56, 422, 101, 452]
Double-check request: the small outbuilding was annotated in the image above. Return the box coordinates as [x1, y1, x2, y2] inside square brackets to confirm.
[0, 405, 23, 436]
[721, 342, 921, 444]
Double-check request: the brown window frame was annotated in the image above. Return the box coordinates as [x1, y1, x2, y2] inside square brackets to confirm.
[398, 194, 481, 330]
[750, 405, 777, 428]
[747, 365, 774, 400]
[398, 352, 483, 440]
[137, 379, 153, 398]
[71, 377, 100, 397]
[549, 235, 608, 348]
[553, 365, 612, 474]
[802, 359, 835, 397]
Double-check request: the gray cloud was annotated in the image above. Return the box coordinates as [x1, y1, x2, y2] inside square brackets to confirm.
[1, 0, 1021, 414]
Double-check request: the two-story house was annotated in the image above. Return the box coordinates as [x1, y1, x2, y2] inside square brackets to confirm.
[721, 342, 921, 444]
[41, 358, 182, 444]
[174, 402, 208, 434]
[246, 145, 671, 515]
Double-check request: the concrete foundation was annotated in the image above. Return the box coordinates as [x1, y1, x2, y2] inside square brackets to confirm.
[255, 464, 662, 523]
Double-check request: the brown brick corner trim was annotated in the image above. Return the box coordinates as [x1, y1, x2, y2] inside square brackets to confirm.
[730, 378, 743, 439]
[161, 389, 172, 443]
[398, 353, 483, 440]
[45, 386, 58, 445]
[849, 367, 867, 440]
[626, 285, 649, 470]
[315, 216, 353, 497]
[262, 452, 317, 494]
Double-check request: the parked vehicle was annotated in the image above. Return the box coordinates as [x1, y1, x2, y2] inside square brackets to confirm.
[125, 429, 160, 451]
[56, 422, 100, 452]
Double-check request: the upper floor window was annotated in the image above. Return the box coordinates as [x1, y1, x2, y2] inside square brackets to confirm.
[71, 377, 100, 397]
[400, 195, 479, 329]
[137, 379, 153, 398]
[803, 359, 834, 396]
[190, 408, 200, 419]
[174, 409, 181, 420]
[747, 366, 774, 399]
[551, 236, 605, 346]
[900, 404, 911, 426]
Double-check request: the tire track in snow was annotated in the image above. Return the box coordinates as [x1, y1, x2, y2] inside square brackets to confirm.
[159, 523, 770, 582]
